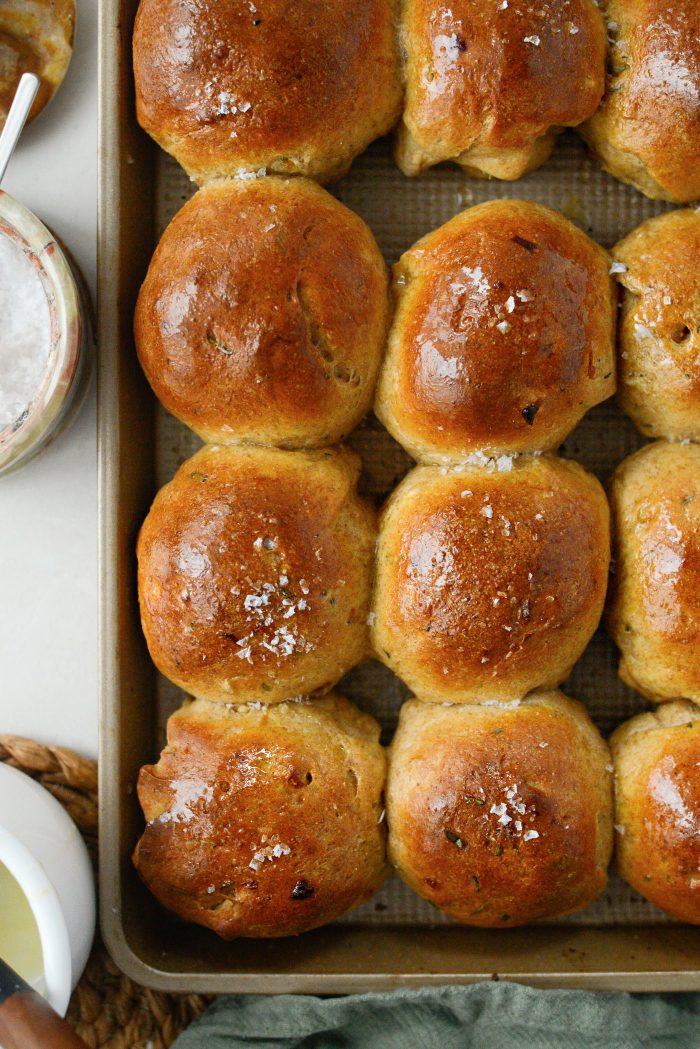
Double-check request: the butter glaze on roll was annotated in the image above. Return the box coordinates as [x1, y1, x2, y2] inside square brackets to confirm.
[581, 0, 700, 202]
[375, 200, 616, 463]
[371, 455, 610, 704]
[612, 210, 700, 440]
[134, 693, 388, 938]
[387, 692, 613, 927]
[135, 178, 390, 449]
[396, 0, 605, 179]
[608, 441, 700, 704]
[132, 0, 402, 185]
[611, 701, 700, 924]
[137, 445, 376, 704]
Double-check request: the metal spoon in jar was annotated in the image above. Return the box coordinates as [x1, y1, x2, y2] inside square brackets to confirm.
[0, 73, 40, 184]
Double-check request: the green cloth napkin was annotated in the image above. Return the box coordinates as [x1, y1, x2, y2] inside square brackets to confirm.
[172, 982, 700, 1049]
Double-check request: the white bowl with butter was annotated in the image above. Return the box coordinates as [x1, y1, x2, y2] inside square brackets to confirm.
[0, 762, 95, 1015]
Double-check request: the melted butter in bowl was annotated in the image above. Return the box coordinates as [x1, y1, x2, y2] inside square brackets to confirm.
[0, 859, 45, 993]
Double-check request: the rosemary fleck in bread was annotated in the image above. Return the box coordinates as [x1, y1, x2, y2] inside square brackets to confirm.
[135, 177, 390, 450]
[581, 0, 700, 202]
[387, 692, 613, 927]
[375, 200, 616, 463]
[611, 701, 700, 924]
[137, 444, 376, 705]
[396, 0, 605, 179]
[133, 0, 402, 184]
[371, 455, 610, 704]
[607, 441, 700, 704]
[612, 209, 700, 440]
[134, 693, 388, 938]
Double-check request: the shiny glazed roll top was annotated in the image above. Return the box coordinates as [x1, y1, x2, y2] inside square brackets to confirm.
[611, 701, 700, 924]
[612, 209, 700, 441]
[371, 454, 610, 704]
[134, 693, 388, 937]
[581, 0, 700, 202]
[396, 0, 605, 178]
[607, 441, 700, 704]
[375, 200, 616, 463]
[387, 692, 613, 927]
[135, 177, 390, 450]
[132, 0, 403, 184]
[137, 444, 376, 704]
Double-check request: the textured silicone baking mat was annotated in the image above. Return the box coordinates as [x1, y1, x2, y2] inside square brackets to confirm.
[152, 132, 673, 928]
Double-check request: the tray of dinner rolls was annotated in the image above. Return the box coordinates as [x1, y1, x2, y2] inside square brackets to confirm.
[98, 0, 700, 991]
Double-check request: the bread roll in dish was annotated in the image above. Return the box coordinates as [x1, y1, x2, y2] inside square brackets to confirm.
[135, 178, 390, 449]
[132, 0, 402, 185]
[0, 0, 74, 128]
[387, 692, 613, 927]
[375, 200, 616, 463]
[137, 445, 375, 704]
[371, 455, 610, 704]
[581, 0, 700, 202]
[612, 210, 700, 441]
[611, 701, 700, 924]
[396, 0, 605, 179]
[134, 693, 388, 938]
[608, 441, 700, 704]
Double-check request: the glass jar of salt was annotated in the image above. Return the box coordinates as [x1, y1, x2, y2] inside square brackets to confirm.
[0, 190, 91, 474]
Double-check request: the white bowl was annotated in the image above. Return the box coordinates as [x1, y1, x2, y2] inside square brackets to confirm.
[0, 762, 95, 1014]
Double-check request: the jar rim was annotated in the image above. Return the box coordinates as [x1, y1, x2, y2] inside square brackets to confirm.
[0, 190, 86, 473]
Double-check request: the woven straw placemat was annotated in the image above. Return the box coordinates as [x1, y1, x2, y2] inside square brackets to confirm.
[0, 734, 209, 1049]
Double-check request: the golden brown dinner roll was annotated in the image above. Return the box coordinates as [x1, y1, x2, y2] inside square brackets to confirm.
[371, 455, 610, 704]
[608, 441, 700, 704]
[611, 701, 700, 923]
[612, 210, 700, 440]
[396, 0, 605, 179]
[137, 444, 376, 704]
[581, 0, 700, 202]
[387, 692, 613, 926]
[135, 178, 390, 449]
[0, 0, 74, 128]
[375, 200, 616, 462]
[132, 0, 402, 185]
[134, 693, 388, 938]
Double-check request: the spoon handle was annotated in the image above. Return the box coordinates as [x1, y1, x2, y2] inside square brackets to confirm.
[0, 73, 41, 185]
[0, 958, 89, 1049]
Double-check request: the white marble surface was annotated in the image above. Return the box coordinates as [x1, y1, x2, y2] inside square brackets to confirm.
[0, 0, 98, 757]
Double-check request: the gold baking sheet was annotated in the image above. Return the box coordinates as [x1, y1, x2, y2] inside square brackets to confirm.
[100, 0, 700, 990]
[153, 136, 671, 929]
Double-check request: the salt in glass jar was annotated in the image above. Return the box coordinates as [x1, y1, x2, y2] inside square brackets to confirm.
[0, 188, 92, 475]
